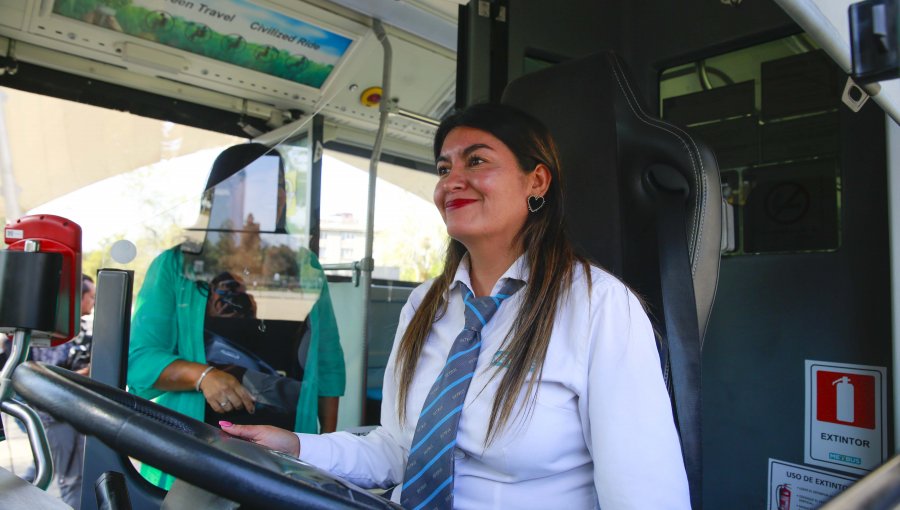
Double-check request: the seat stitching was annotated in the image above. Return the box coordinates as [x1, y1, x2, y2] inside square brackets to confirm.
[608, 55, 708, 277]
[609, 56, 705, 274]
[617, 59, 709, 275]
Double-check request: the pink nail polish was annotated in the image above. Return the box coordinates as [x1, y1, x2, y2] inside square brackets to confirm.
[219, 420, 233, 427]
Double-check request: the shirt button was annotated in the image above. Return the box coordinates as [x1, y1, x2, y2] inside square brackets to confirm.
[453, 448, 465, 460]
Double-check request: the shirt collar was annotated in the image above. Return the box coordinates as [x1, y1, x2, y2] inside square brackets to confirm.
[451, 252, 529, 296]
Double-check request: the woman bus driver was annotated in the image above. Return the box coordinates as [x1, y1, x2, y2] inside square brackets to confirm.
[222, 103, 690, 509]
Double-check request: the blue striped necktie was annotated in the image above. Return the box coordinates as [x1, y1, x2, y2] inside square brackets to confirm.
[401, 278, 524, 510]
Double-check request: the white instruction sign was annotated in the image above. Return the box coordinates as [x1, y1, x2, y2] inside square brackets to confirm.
[767, 459, 856, 510]
[805, 360, 887, 474]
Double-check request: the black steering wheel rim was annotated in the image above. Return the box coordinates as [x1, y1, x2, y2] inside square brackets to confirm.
[12, 362, 399, 510]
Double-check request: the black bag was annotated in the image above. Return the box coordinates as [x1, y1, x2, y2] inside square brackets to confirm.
[202, 325, 305, 429]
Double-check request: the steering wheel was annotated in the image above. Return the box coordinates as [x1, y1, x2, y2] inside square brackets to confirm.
[12, 362, 401, 510]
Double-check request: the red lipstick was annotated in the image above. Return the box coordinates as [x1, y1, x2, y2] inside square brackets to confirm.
[445, 198, 477, 211]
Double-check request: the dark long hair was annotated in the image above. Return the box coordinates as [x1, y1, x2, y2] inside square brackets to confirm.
[394, 103, 590, 444]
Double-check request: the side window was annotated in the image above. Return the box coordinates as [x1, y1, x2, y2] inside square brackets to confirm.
[660, 35, 842, 255]
[319, 149, 447, 282]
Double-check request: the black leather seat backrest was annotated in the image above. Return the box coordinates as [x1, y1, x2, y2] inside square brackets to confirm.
[503, 51, 721, 339]
[502, 50, 722, 510]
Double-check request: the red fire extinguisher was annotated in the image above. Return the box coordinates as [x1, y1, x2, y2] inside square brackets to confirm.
[777, 484, 791, 510]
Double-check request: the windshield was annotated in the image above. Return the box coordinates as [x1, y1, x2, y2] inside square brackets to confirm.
[1, 85, 446, 292]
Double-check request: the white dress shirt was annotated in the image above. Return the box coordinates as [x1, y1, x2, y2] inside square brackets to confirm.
[299, 255, 690, 509]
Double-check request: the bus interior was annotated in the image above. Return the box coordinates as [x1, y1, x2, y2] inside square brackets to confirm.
[0, 0, 898, 508]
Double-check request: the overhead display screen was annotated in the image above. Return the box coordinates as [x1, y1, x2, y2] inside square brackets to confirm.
[53, 0, 354, 89]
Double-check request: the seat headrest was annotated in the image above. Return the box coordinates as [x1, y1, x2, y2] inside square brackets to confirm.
[502, 50, 722, 340]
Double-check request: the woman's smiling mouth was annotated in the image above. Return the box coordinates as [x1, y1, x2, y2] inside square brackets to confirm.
[445, 198, 478, 211]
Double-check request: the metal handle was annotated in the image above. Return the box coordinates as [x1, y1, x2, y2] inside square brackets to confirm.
[321, 259, 373, 286]
[0, 329, 54, 489]
[1, 398, 53, 489]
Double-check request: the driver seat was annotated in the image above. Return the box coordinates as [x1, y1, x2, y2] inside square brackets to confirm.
[502, 51, 723, 509]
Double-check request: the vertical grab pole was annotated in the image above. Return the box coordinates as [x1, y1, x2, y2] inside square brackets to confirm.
[358, 19, 392, 423]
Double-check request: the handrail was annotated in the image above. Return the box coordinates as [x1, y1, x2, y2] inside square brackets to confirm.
[322, 261, 363, 286]
[350, 18, 393, 425]
[393, 107, 440, 127]
[819, 454, 900, 509]
[321, 262, 360, 271]
[0, 398, 52, 489]
[0, 329, 53, 490]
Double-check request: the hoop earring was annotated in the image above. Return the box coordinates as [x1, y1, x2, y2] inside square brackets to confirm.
[527, 195, 545, 213]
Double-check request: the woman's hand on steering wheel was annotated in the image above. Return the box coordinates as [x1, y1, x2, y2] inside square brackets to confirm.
[219, 422, 301, 458]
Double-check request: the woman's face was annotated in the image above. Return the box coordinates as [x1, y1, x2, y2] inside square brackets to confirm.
[433, 127, 545, 251]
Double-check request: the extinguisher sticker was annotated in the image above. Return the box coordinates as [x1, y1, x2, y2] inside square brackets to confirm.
[767, 459, 856, 510]
[805, 360, 886, 475]
[815, 371, 876, 429]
